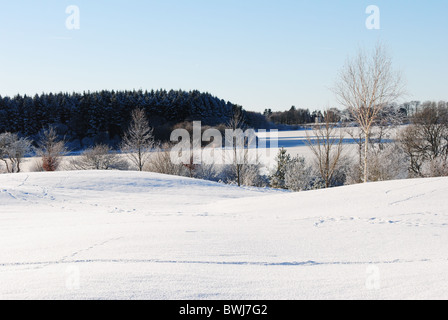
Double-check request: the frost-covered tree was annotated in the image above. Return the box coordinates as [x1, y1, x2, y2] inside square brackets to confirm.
[121, 108, 155, 171]
[333, 43, 405, 182]
[0, 132, 32, 173]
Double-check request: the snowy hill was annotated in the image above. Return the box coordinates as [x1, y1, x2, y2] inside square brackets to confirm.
[1, 171, 447, 299]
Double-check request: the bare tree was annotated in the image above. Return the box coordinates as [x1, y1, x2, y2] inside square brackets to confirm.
[226, 107, 246, 187]
[222, 107, 266, 187]
[306, 112, 345, 188]
[333, 43, 405, 182]
[0, 132, 32, 173]
[121, 108, 155, 171]
[35, 127, 67, 172]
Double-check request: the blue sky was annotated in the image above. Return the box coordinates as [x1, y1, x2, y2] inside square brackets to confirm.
[0, 0, 446, 112]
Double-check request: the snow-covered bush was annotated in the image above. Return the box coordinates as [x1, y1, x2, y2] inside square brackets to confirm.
[35, 127, 67, 172]
[144, 143, 184, 176]
[284, 155, 314, 191]
[368, 143, 408, 182]
[269, 148, 318, 191]
[68, 144, 129, 171]
[218, 163, 268, 188]
[194, 163, 221, 182]
[239, 164, 269, 187]
[346, 141, 408, 184]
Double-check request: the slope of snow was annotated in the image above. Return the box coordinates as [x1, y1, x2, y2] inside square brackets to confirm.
[0, 171, 447, 300]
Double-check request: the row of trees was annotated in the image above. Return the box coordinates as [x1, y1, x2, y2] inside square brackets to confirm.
[264, 102, 420, 127]
[1, 101, 447, 190]
[0, 85, 421, 151]
[264, 107, 323, 125]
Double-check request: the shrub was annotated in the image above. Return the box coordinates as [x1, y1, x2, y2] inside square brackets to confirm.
[36, 127, 67, 172]
[68, 144, 129, 170]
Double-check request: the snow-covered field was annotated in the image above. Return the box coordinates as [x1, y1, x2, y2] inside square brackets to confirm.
[1, 170, 447, 300]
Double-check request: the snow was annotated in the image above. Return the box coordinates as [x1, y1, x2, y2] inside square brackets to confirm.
[1, 170, 447, 300]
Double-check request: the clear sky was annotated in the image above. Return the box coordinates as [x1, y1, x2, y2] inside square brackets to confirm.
[0, 0, 446, 112]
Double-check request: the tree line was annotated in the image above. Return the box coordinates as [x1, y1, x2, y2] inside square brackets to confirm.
[0, 87, 423, 151]
[264, 102, 423, 127]
[2, 101, 447, 188]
